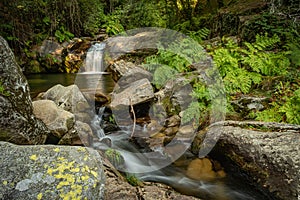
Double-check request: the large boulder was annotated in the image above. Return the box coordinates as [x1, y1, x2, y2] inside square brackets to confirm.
[105, 30, 161, 60]
[108, 60, 152, 85]
[0, 36, 50, 144]
[208, 121, 300, 200]
[33, 100, 93, 146]
[33, 100, 75, 139]
[0, 141, 105, 199]
[40, 84, 92, 123]
[110, 78, 154, 109]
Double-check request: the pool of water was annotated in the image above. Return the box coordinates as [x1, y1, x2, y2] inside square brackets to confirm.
[26, 73, 115, 98]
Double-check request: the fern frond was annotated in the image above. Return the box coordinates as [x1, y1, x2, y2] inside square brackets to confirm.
[153, 65, 178, 89]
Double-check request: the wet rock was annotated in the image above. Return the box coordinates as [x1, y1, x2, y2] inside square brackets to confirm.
[177, 125, 195, 138]
[41, 84, 89, 111]
[38, 39, 63, 59]
[0, 141, 105, 200]
[105, 30, 161, 60]
[166, 115, 181, 127]
[186, 158, 225, 181]
[155, 76, 193, 115]
[110, 78, 154, 108]
[0, 36, 50, 144]
[82, 89, 110, 107]
[211, 121, 300, 200]
[33, 100, 75, 138]
[102, 157, 199, 200]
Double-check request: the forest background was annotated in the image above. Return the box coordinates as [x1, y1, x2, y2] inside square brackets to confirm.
[1, 0, 300, 125]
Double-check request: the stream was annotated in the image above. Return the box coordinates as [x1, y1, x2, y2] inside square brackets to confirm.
[26, 73, 273, 200]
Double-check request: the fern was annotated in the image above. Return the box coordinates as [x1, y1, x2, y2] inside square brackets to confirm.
[251, 102, 283, 123]
[188, 28, 210, 44]
[242, 34, 289, 76]
[153, 65, 178, 89]
[181, 101, 201, 125]
[279, 88, 300, 125]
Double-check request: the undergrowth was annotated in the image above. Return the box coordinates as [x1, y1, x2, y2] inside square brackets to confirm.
[144, 32, 300, 125]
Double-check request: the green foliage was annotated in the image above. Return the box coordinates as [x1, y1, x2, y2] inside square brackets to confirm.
[77, 0, 105, 35]
[211, 34, 290, 94]
[104, 149, 124, 167]
[0, 81, 10, 97]
[102, 12, 125, 36]
[144, 37, 212, 125]
[121, 1, 167, 29]
[250, 80, 300, 125]
[152, 65, 178, 89]
[54, 27, 74, 43]
[188, 28, 210, 44]
[126, 173, 142, 186]
[242, 34, 289, 76]
[280, 88, 300, 124]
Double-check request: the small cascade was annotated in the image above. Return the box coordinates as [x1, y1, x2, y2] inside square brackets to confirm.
[91, 107, 106, 138]
[83, 42, 107, 74]
[91, 109, 272, 200]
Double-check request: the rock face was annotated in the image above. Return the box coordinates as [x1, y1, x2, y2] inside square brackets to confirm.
[210, 121, 300, 200]
[105, 30, 160, 60]
[0, 141, 105, 200]
[0, 36, 50, 144]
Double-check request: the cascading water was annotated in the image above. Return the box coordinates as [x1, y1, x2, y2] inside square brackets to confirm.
[91, 114, 271, 200]
[83, 42, 107, 74]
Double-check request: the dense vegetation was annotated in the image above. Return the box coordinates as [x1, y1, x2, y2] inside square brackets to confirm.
[1, 0, 299, 125]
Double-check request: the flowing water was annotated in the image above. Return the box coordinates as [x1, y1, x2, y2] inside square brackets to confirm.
[91, 115, 272, 200]
[82, 42, 107, 74]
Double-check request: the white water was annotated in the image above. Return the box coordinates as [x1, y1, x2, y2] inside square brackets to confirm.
[90, 116, 269, 200]
[83, 42, 109, 74]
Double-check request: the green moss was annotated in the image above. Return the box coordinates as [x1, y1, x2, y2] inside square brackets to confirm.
[104, 149, 124, 167]
[125, 174, 143, 186]
[0, 81, 10, 97]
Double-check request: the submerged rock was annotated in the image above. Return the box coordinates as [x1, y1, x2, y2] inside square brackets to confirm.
[186, 158, 225, 181]
[210, 121, 300, 200]
[0, 141, 105, 199]
[0, 36, 50, 144]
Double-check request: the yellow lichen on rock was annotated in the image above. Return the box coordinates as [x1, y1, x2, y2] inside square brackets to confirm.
[30, 154, 38, 161]
[37, 193, 43, 200]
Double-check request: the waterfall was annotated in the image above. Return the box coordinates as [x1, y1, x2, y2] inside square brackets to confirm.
[83, 42, 107, 73]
